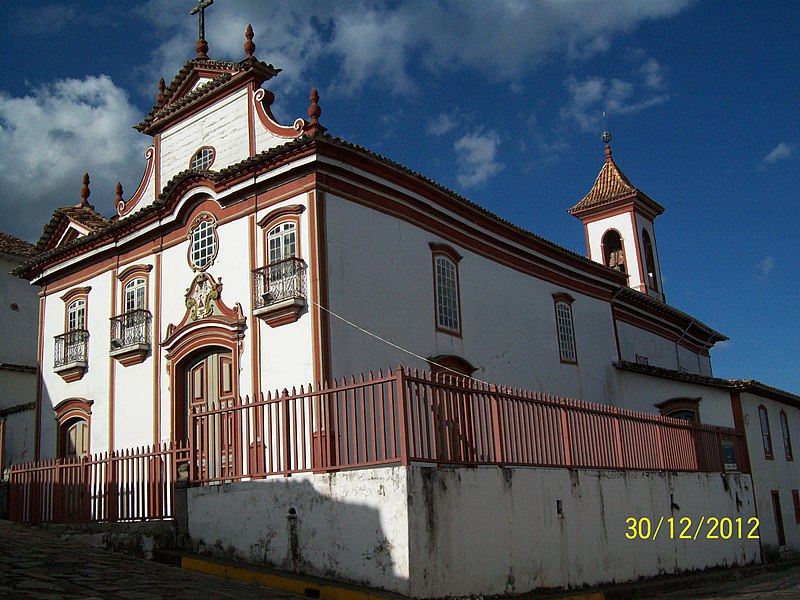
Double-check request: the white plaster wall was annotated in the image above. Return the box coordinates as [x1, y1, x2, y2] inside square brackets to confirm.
[113, 358, 156, 450]
[740, 393, 800, 553]
[2, 407, 35, 469]
[325, 195, 619, 403]
[40, 271, 114, 458]
[0, 256, 39, 367]
[613, 370, 735, 428]
[159, 89, 251, 187]
[188, 467, 411, 594]
[254, 194, 315, 393]
[616, 320, 709, 374]
[406, 465, 759, 597]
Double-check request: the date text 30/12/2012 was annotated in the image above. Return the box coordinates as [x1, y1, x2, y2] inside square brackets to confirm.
[625, 517, 760, 540]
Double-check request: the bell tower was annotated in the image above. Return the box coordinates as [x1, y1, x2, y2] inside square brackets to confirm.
[569, 133, 666, 302]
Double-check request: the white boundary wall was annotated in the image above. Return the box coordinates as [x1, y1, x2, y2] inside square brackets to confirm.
[187, 465, 759, 597]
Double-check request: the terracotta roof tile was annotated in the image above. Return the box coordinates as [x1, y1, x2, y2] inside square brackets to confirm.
[0, 231, 38, 258]
[35, 204, 112, 253]
[136, 57, 280, 132]
[569, 145, 663, 215]
[615, 360, 800, 406]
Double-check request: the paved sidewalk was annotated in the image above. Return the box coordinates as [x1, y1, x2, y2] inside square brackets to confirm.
[0, 520, 301, 599]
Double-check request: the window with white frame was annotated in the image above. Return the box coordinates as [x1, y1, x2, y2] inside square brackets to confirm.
[188, 215, 217, 271]
[553, 295, 577, 363]
[124, 277, 146, 312]
[267, 221, 297, 282]
[435, 255, 460, 333]
[190, 147, 215, 170]
[67, 299, 86, 331]
[268, 222, 297, 263]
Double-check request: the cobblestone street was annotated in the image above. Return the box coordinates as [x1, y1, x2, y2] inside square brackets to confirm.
[0, 520, 300, 599]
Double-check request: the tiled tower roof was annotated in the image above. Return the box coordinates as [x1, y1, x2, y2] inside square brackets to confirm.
[569, 145, 664, 216]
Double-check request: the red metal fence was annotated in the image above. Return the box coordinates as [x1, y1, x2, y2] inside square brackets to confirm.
[8, 368, 749, 522]
[189, 367, 749, 483]
[8, 441, 189, 524]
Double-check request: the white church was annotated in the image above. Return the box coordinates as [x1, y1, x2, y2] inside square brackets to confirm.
[8, 13, 800, 598]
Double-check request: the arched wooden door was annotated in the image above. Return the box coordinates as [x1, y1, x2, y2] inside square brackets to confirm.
[185, 348, 238, 481]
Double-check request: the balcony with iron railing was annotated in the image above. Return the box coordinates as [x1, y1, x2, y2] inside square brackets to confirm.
[54, 329, 89, 382]
[252, 257, 307, 326]
[109, 309, 152, 366]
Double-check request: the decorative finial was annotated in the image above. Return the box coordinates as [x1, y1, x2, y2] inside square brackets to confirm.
[601, 131, 613, 162]
[190, 0, 214, 58]
[244, 24, 255, 59]
[115, 182, 124, 205]
[304, 87, 327, 136]
[78, 173, 92, 208]
[157, 77, 166, 103]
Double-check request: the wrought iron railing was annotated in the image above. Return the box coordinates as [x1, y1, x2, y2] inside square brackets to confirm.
[252, 257, 307, 310]
[110, 309, 152, 350]
[54, 329, 89, 368]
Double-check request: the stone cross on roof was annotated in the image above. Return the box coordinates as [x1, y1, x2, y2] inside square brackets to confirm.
[190, 0, 214, 41]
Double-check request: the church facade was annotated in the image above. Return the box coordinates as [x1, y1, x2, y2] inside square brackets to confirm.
[12, 21, 800, 596]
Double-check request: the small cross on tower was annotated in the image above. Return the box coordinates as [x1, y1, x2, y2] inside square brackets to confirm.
[190, 0, 214, 41]
[190, 0, 214, 58]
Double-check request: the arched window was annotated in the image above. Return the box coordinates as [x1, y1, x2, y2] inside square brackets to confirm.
[67, 298, 86, 331]
[780, 411, 793, 461]
[187, 213, 218, 271]
[656, 398, 700, 423]
[642, 229, 658, 291]
[430, 243, 463, 336]
[267, 221, 298, 283]
[190, 146, 215, 170]
[602, 230, 625, 273]
[124, 277, 146, 312]
[759, 405, 773, 459]
[553, 293, 577, 363]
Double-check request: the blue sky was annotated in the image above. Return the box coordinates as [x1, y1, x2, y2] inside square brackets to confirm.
[0, 1, 797, 393]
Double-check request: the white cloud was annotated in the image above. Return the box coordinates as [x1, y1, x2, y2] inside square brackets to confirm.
[454, 128, 504, 188]
[427, 113, 457, 137]
[0, 76, 148, 241]
[135, 0, 692, 97]
[560, 73, 668, 131]
[760, 142, 793, 170]
[639, 58, 666, 90]
[756, 256, 776, 275]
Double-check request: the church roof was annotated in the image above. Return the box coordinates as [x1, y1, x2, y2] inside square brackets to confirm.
[569, 144, 664, 216]
[135, 57, 280, 134]
[615, 360, 800, 407]
[35, 204, 113, 253]
[0, 231, 37, 259]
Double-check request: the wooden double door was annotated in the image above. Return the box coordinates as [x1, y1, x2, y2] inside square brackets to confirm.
[185, 348, 239, 480]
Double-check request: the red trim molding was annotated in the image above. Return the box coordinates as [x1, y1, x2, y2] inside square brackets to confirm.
[60, 286, 91, 304]
[118, 146, 155, 217]
[253, 88, 306, 138]
[257, 203, 306, 229]
[117, 263, 153, 281]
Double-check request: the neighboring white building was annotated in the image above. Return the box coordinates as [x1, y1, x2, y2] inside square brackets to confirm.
[0, 232, 39, 471]
[11, 23, 799, 594]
